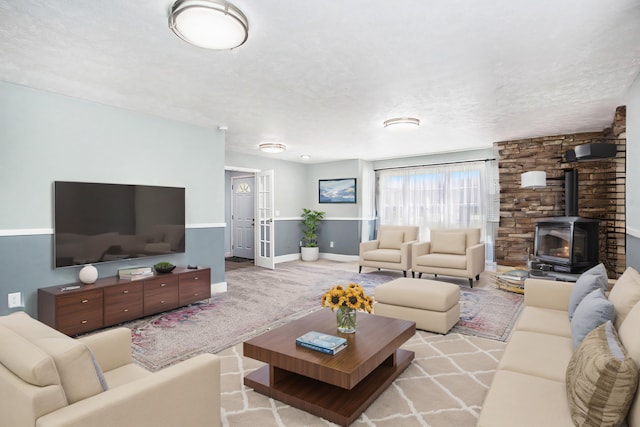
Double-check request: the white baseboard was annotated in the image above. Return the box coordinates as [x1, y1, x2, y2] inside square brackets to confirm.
[211, 282, 227, 294]
[320, 253, 359, 262]
[275, 253, 301, 264]
[274, 252, 358, 264]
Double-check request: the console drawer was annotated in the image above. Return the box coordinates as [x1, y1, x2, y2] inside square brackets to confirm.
[143, 275, 179, 315]
[179, 269, 211, 306]
[56, 288, 104, 335]
[104, 282, 143, 325]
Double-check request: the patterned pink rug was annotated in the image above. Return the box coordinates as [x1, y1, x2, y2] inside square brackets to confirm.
[116, 262, 523, 371]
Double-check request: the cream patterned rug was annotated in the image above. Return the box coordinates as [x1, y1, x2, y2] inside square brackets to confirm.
[219, 332, 506, 426]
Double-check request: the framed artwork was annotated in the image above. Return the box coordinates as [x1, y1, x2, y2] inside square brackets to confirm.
[319, 178, 357, 204]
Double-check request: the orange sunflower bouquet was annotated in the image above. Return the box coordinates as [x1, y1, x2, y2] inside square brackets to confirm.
[321, 283, 374, 333]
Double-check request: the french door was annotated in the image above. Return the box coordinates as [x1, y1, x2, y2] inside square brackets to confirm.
[255, 170, 275, 269]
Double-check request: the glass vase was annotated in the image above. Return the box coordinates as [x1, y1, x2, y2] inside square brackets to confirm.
[336, 306, 357, 333]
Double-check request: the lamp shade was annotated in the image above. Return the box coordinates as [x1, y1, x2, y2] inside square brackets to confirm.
[169, 0, 249, 50]
[521, 171, 546, 188]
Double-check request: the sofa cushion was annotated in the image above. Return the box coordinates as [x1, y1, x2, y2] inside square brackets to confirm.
[363, 249, 401, 263]
[378, 230, 404, 249]
[570, 288, 615, 349]
[477, 370, 573, 427]
[568, 263, 608, 321]
[608, 266, 640, 330]
[430, 230, 466, 255]
[566, 321, 638, 427]
[415, 253, 467, 270]
[497, 330, 573, 382]
[0, 312, 106, 404]
[514, 306, 572, 338]
[0, 324, 60, 387]
[618, 300, 640, 426]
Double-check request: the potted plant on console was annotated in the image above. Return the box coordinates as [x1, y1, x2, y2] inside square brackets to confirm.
[301, 208, 325, 262]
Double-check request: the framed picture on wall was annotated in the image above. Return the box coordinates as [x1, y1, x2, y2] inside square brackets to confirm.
[319, 178, 357, 203]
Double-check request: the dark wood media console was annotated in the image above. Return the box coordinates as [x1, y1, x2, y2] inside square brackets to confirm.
[38, 267, 211, 336]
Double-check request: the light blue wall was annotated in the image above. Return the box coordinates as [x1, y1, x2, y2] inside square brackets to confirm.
[626, 74, 640, 270]
[0, 82, 226, 316]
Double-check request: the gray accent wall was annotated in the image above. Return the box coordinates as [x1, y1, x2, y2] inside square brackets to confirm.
[0, 82, 226, 316]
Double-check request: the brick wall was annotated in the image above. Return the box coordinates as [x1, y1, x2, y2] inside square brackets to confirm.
[494, 107, 626, 278]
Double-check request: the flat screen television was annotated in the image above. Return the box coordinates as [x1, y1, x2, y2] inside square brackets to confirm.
[54, 181, 186, 268]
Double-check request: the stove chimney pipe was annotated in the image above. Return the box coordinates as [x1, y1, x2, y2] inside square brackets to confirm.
[565, 169, 578, 217]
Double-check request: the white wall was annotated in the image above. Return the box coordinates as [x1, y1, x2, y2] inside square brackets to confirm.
[626, 74, 640, 236]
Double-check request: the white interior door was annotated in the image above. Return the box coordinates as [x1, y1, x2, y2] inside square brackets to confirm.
[255, 170, 275, 269]
[231, 175, 255, 259]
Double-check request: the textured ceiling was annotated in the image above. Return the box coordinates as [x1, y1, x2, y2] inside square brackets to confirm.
[1, 0, 640, 163]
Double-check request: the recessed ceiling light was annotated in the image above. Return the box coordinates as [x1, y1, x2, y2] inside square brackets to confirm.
[383, 117, 420, 130]
[300, 154, 311, 160]
[259, 143, 287, 153]
[168, 0, 249, 50]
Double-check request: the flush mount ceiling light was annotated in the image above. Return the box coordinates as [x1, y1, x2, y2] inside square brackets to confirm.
[169, 0, 249, 50]
[383, 117, 420, 130]
[259, 143, 287, 154]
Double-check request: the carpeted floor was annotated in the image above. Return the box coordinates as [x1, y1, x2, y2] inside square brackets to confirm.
[219, 331, 506, 426]
[120, 260, 522, 371]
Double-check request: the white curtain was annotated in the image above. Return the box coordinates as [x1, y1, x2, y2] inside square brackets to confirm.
[376, 160, 498, 262]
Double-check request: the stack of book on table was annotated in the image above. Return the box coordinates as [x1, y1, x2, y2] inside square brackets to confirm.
[295, 331, 348, 355]
[495, 269, 529, 293]
[118, 267, 153, 281]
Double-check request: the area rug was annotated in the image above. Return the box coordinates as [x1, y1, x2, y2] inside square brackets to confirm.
[219, 331, 506, 426]
[452, 287, 524, 341]
[119, 262, 523, 371]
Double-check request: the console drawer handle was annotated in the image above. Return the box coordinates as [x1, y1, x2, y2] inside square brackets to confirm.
[81, 320, 88, 324]
[160, 283, 166, 287]
[160, 300, 165, 304]
[123, 309, 129, 312]
[194, 293, 199, 296]
[81, 299, 89, 304]
[123, 290, 129, 294]
[194, 277, 199, 280]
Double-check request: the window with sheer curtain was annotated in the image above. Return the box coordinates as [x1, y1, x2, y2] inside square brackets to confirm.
[376, 160, 499, 262]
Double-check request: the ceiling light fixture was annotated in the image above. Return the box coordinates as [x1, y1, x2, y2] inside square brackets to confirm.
[383, 117, 420, 129]
[169, 0, 249, 50]
[300, 154, 311, 160]
[259, 143, 287, 154]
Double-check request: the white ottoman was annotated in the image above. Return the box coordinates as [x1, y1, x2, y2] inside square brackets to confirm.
[374, 278, 460, 334]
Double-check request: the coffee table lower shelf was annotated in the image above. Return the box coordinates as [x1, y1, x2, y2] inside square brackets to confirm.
[244, 348, 414, 426]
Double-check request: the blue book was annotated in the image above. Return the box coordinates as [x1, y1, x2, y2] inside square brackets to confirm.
[296, 331, 348, 355]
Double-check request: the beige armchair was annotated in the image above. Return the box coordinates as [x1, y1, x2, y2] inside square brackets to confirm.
[411, 228, 485, 287]
[0, 311, 220, 427]
[359, 225, 419, 277]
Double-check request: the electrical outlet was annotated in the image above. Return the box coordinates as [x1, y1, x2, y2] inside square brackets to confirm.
[330, 241, 334, 248]
[8, 292, 23, 308]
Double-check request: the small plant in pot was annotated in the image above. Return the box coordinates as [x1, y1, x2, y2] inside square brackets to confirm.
[301, 208, 325, 261]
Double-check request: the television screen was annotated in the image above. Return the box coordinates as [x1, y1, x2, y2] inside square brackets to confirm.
[54, 181, 185, 268]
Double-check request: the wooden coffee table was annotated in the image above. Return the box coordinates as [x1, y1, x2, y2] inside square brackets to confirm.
[243, 309, 416, 426]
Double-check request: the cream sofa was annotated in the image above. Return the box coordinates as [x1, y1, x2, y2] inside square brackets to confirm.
[478, 267, 640, 427]
[359, 225, 419, 277]
[412, 228, 485, 287]
[0, 311, 220, 427]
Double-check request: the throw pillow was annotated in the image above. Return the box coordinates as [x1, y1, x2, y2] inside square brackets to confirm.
[608, 267, 640, 330]
[430, 231, 466, 255]
[571, 288, 615, 350]
[378, 230, 404, 250]
[566, 321, 639, 427]
[568, 263, 608, 321]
